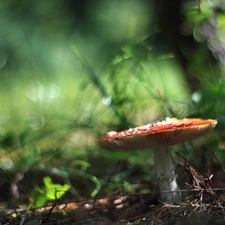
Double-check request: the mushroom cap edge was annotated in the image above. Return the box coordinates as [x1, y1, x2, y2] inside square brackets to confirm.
[98, 118, 217, 150]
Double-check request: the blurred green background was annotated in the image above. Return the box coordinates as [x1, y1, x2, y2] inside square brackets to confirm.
[0, 0, 224, 207]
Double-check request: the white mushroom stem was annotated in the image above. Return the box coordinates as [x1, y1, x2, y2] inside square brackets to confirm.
[153, 145, 181, 202]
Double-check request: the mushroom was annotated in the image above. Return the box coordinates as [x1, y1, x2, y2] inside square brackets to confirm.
[98, 118, 217, 203]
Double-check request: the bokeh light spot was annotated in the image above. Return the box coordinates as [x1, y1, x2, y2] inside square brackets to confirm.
[48, 84, 60, 99]
[102, 96, 112, 105]
[192, 91, 202, 103]
[1, 158, 13, 170]
[26, 80, 45, 102]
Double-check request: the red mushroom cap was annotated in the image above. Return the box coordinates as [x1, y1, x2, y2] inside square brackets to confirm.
[98, 118, 217, 150]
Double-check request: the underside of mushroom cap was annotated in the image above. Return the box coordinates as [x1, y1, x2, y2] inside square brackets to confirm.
[98, 118, 217, 150]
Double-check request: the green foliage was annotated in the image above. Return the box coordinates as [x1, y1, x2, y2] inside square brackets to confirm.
[31, 176, 70, 208]
[0, 0, 223, 207]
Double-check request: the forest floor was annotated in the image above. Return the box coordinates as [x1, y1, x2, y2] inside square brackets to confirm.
[1, 161, 225, 225]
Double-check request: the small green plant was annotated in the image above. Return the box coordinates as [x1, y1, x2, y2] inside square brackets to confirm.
[31, 176, 70, 207]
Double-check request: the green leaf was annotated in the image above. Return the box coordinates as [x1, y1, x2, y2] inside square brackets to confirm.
[31, 176, 70, 207]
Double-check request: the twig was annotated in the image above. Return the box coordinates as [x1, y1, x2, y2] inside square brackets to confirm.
[41, 202, 56, 224]
[176, 152, 210, 179]
[20, 203, 31, 225]
[157, 89, 176, 117]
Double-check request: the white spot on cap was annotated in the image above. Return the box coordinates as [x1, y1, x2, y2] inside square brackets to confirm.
[165, 117, 172, 124]
[107, 131, 117, 136]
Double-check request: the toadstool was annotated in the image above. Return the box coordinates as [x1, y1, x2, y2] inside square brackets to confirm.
[98, 118, 217, 203]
